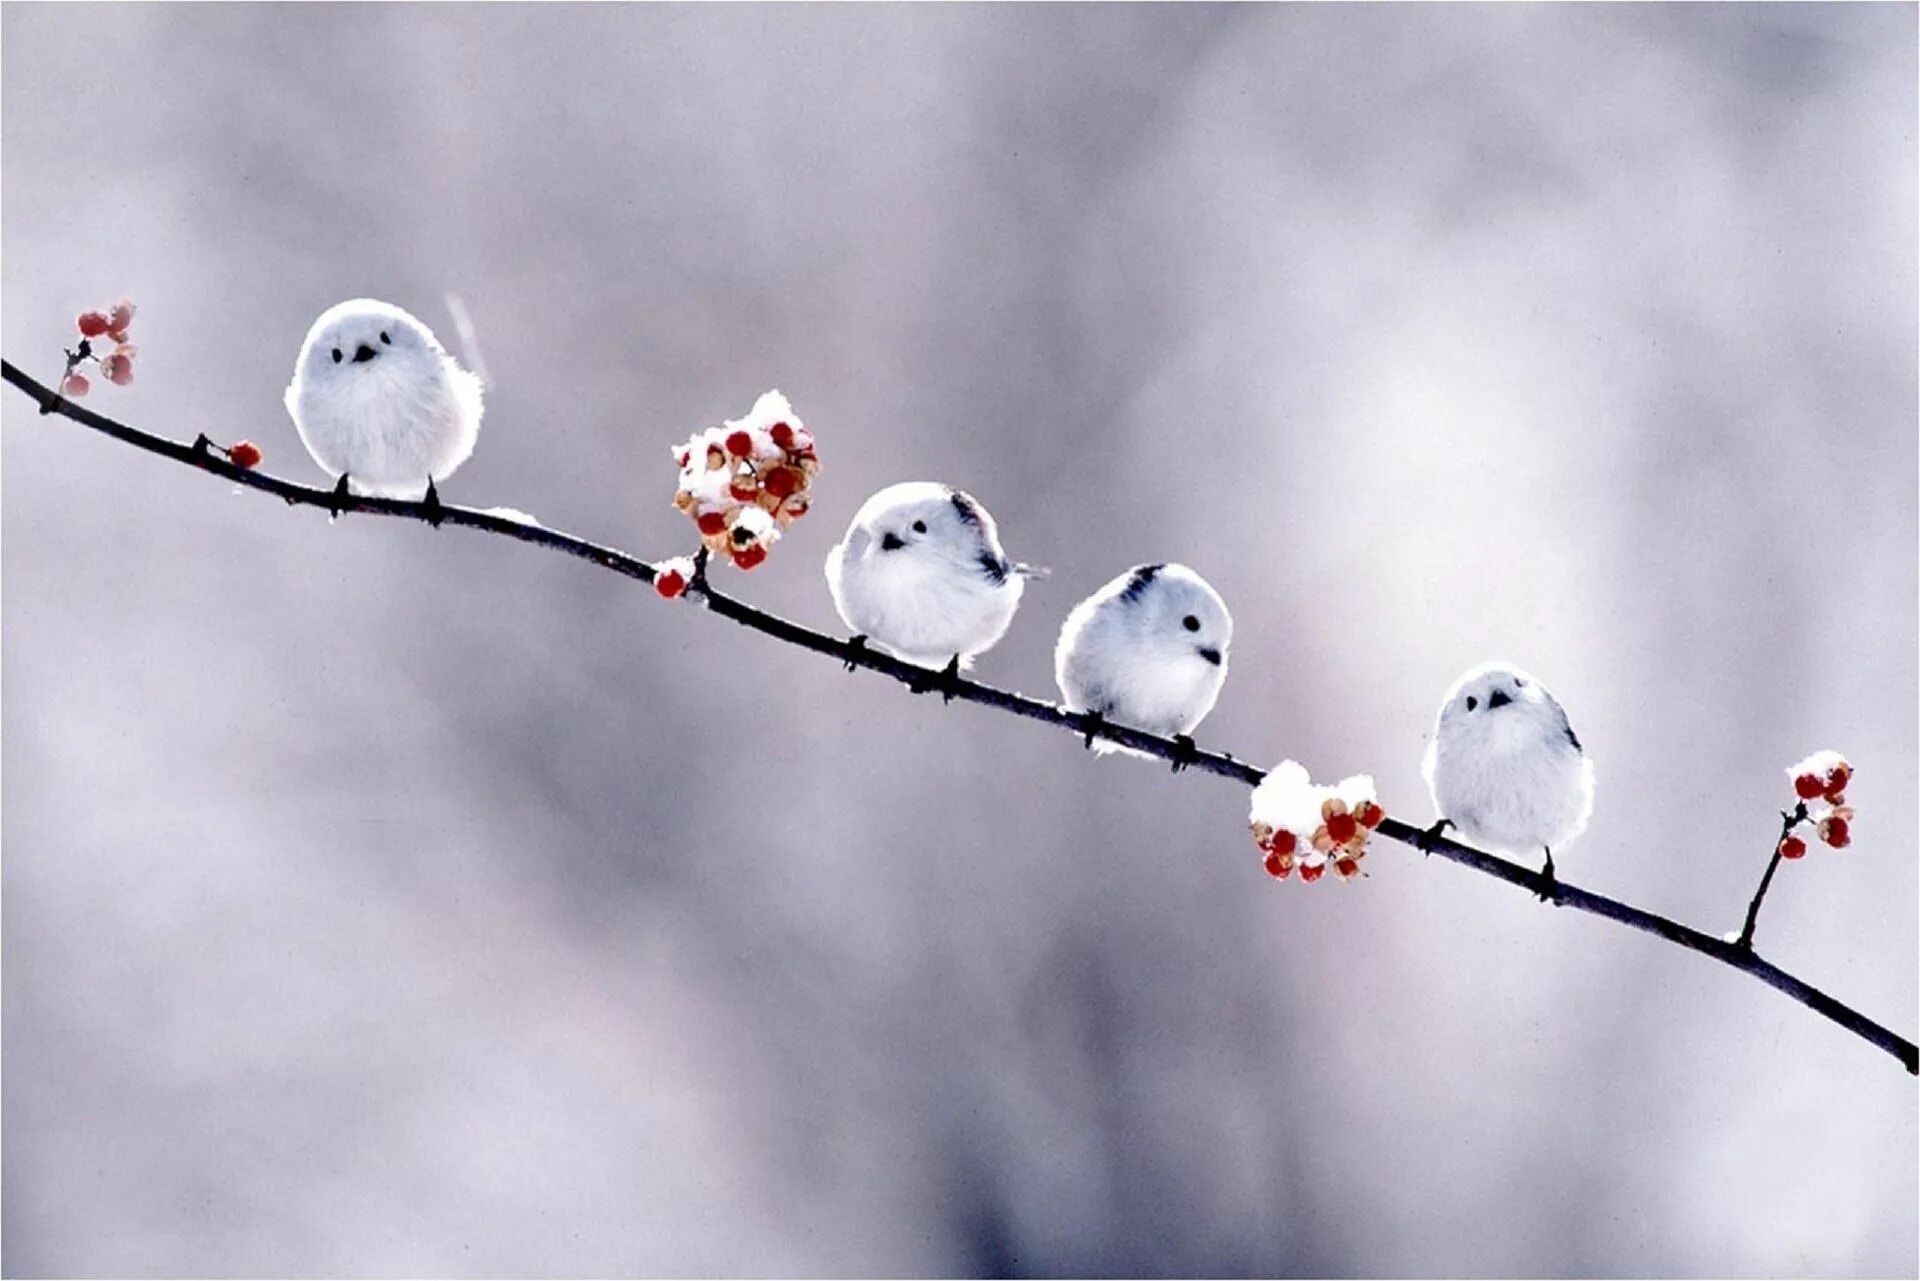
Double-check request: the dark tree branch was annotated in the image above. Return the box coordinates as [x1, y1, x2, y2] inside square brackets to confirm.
[5, 356, 1914, 1076]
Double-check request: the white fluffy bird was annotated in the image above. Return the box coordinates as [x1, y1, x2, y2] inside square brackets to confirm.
[1054, 563, 1231, 765]
[825, 482, 1038, 687]
[1422, 661, 1595, 896]
[284, 298, 483, 519]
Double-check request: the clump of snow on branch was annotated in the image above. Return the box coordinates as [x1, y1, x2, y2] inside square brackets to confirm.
[671, 390, 818, 571]
[1249, 760, 1385, 882]
[1784, 750, 1855, 854]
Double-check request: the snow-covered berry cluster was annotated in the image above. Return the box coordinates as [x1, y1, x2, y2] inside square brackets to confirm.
[59, 298, 139, 398]
[671, 390, 818, 571]
[1248, 760, 1386, 883]
[1783, 750, 1855, 855]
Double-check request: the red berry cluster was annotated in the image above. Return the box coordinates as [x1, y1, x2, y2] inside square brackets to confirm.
[60, 298, 138, 397]
[671, 391, 818, 570]
[1248, 761, 1385, 883]
[1781, 751, 1855, 857]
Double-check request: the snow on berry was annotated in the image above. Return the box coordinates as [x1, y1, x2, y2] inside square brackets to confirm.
[1249, 760, 1382, 884]
[671, 390, 819, 570]
[652, 554, 696, 600]
[1787, 751, 1851, 803]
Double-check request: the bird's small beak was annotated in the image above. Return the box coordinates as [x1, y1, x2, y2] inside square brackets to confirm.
[1488, 689, 1512, 709]
[352, 344, 378, 363]
[880, 531, 906, 551]
[1198, 646, 1222, 667]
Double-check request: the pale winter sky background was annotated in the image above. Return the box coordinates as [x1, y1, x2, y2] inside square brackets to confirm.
[3, 5, 1915, 1277]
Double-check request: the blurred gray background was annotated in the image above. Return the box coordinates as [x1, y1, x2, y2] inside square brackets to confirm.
[4, 4, 1915, 1276]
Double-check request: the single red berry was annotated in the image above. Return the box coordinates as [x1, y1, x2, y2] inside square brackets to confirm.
[762, 466, 798, 499]
[1325, 812, 1358, 844]
[108, 300, 135, 332]
[1334, 856, 1360, 879]
[768, 421, 794, 449]
[1822, 783, 1847, 805]
[732, 544, 768, 570]
[725, 430, 754, 457]
[1262, 851, 1290, 879]
[1819, 817, 1851, 849]
[77, 310, 111, 337]
[61, 372, 90, 397]
[1793, 773, 1824, 800]
[1270, 829, 1297, 856]
[655, 569, 687, 599]
[101, 352, 134, 385]
[1299, 861, 1326, 883]
[228, 440, 263, 469]
[1778, 834, 1807, 861]
[1827, 763, 1852, 790]
[696, 511, 728, 536]
[1355, 801, 1385, 829]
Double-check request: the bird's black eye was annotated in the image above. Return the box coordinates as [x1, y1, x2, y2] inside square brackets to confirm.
[379, 330, 391, 345]
[1466, 696, 1479, 711]
[1182, 614, 1200, 632]
[330, 347, 342, 364]
[911, 519, 927, 534]
[1513, 677, 1525, 688]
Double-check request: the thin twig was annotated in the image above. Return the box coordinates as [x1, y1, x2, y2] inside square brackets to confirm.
[1737, 802, 1809, 951]
[4, 355, 1914, 1076]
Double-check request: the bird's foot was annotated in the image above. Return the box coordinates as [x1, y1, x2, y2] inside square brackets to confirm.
[1079, 710, 1107, 750]
[328, 473, 353, 521]
[422, 477, 445, 528]
[1169, 734, 1199, 773]
[906, 658, 959, 699]
[843, 635, 869, 673]
[1536, 852, 1560, 904]
[1416, 818, 1453, 858]
[936, 655, 963, 703]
